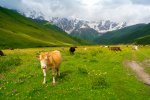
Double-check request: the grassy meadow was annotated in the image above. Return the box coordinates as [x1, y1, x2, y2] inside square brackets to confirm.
[0, 45, 150, 100]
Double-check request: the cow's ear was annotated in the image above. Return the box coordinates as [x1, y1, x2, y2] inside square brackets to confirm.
[36, 55, 40, 60]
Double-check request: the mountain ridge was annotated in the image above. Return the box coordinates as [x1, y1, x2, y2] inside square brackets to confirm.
[18, 9, 127, 34]
[0, 6, 87, 49]
[49, 17, 127, 34]
[94, 23, 150, 44]
[18, 9, 127, 41]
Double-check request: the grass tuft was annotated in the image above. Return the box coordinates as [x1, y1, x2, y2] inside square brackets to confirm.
[78, 67, 88, 75]
[91, 75, 109, 89]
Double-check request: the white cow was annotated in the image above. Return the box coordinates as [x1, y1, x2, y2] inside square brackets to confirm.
[132, 45, 138, 50]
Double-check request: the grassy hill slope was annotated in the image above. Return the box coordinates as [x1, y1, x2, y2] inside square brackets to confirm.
[0, 7, 86, 49]
[95, 24, 150, 44]
[70, 28, 99, 42]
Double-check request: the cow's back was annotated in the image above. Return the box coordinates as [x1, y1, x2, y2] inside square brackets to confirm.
[48, 51, 62, 67]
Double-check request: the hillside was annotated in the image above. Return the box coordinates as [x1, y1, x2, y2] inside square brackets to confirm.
[95, 24, 150, 44]
[0, 7, 86, 49]
[70, 28, 99, 42]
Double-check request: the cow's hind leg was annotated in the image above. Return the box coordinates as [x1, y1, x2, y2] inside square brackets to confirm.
[42, 68, 46, 84]
[56, 67, 60, 76]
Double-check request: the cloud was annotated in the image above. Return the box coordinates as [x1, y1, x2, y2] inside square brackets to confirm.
[0, 0, 150, 25]
[0, 0, 86, 20]
[91, 1, 150, 24]
[131, 0, 150, 5]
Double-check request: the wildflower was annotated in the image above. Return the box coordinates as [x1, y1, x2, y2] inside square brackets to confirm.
[12, 89, 17, 93]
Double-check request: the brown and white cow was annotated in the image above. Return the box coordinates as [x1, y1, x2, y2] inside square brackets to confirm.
[37, 50, 62, 84]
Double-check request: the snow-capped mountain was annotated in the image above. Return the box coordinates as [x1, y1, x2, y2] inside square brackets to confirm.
[19, 10, 127, 41]
[49, 17, 127, 34]
[19, 10, 126, 34]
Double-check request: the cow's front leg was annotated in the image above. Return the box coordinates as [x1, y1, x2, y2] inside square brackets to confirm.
[42, 68, 46, 84]
[52, 69, 56, 85]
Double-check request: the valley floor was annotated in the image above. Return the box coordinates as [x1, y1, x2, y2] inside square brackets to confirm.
[0, 45, 150, 99]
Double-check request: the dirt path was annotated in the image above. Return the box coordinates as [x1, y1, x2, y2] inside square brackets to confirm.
[126, 61, 150, 86]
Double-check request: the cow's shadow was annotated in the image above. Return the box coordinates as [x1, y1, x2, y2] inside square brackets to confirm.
[58, 70, 73, 79]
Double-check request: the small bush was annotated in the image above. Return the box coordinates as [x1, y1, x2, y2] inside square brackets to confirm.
[92, 76, 109, 89]
[90, 71, 109, 89]
[0, 56, 22, 73]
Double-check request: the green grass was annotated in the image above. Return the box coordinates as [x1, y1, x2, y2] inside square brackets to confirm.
[0, 45, 150, 99]
[0, 56, 21, 73]
[0, 6, 88, 49]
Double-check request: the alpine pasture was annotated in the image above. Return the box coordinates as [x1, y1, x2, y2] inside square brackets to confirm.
[0, 45, 150, 99]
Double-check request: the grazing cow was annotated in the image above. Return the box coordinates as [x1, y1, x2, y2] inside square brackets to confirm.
[109, 47, 122, 51]
[69, 46, 77, 54]
[104, 46, 108, 48]
[101, 45, 109, 48]
[0, 50, 5, 56]
[37, 50, 62, 84]
[132, 45, 138, 50]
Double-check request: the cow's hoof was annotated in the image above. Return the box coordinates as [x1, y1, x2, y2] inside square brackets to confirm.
[52, 82, 57, 86]
[42, 82, 46, 84]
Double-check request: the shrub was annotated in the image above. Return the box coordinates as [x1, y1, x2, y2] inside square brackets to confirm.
[89, 71, 109, 89]
[92, 76, 109, 89]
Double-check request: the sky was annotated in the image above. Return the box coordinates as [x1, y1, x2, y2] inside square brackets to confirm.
[0, 0, 150, 25]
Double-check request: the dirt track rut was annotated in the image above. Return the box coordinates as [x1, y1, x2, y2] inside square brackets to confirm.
[127, 61, 150, 86]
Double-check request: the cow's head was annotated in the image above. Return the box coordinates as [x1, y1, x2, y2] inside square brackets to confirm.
[37, 53, 48, 69]
[36, 52, 48, 60]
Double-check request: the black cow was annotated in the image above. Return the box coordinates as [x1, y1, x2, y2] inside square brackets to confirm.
[69, 47, 77, 54]
[0, 50, 5, 56]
